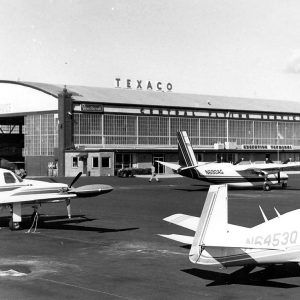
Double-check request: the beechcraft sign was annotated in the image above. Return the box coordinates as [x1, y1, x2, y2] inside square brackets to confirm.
[115, 78, 173, 92]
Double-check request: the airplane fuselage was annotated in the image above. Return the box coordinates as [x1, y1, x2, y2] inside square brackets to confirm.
[194, 210, 300, 267]
[179, 162, 288, 188]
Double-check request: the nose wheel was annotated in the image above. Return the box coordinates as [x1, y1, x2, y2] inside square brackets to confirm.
[263, 182, 271, 191]
[9, 219, 21, 231]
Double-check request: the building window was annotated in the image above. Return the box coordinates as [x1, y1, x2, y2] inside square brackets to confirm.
[115, 153, 132, 170]
[72, 157, 78, 168]
[24, 113, 58, 156]
[92, 157, 99, 168]
[102, 157, 110, 168]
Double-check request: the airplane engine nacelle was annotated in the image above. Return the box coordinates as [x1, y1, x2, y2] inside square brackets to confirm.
[69, 184, 113, 197]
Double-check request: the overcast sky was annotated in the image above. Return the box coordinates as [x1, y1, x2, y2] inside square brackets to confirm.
[2, 0, 300, 101]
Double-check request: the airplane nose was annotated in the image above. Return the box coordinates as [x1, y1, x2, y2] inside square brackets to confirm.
[100, 185, 114, 194]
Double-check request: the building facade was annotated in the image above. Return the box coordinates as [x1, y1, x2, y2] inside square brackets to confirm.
[1, 80, 300, 176]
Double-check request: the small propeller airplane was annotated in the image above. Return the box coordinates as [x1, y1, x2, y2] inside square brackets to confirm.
[160, 184, 300, 268]
[0, 169, 113, 230]
[157, 131, 300, 190]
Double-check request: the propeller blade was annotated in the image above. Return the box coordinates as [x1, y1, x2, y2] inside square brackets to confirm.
[69, 172, 82, 188]
[65, 199, 71, 219]
[278, 171, 281, 184]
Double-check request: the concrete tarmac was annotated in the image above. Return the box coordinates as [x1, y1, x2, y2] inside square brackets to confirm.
[1, 175, 300, 299]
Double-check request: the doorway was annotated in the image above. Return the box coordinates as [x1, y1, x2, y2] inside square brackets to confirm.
[153, 155, 164, 174]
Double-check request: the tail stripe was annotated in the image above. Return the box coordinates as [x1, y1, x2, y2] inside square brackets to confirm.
[189, 185, 227, 263]
[177, 131, 197, 167]
[189, 188, 218, 263]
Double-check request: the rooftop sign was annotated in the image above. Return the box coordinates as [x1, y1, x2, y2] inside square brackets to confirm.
[115, 78, 172, 92]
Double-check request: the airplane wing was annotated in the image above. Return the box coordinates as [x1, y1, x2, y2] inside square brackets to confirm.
[156, 161, 181, 171]
[0, 192, 77, 205]
[242, 162, 300, 175]
[157, 161, 211, 172]
[163, 214, 199, 231]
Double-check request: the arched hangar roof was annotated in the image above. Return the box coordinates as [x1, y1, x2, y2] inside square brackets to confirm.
[1, 80, 300, 114]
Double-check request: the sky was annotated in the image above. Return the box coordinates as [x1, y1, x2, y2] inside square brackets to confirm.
[2, 0, 300, 101]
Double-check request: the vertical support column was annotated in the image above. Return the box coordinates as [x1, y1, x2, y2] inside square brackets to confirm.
[168, 117, 171, 146]
[136, 116, 139, 145]
[101, 114, 104, 147]
[252, 121, 255, 144]
[58, 86, 73, 177]
[226, 119, 229, 143]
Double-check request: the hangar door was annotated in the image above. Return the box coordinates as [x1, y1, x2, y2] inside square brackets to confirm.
[0, 116, 24, 164]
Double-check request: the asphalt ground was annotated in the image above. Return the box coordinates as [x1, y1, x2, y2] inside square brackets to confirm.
[1, 175, 300, 299]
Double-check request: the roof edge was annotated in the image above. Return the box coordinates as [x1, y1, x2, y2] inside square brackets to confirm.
[0, 80, 59, 98]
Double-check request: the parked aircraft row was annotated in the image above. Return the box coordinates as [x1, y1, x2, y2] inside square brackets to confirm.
[158, 131, 300, 271]
[1, 130, 300, 276]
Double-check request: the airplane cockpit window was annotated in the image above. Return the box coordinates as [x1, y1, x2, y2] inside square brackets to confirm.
[4, 172, 17, 184]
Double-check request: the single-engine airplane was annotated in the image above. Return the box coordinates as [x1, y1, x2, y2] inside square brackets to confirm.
[158, 131, 300, 190]
[160, 184, 300, 268]
[0, 169, 113, 230]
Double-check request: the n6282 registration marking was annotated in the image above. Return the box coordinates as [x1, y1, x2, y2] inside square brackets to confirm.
[246, 231, 298, 247]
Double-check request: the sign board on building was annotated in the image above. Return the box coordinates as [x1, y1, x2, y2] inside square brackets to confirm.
[81, 104, 104, 112]
[242, 145, 293, 150]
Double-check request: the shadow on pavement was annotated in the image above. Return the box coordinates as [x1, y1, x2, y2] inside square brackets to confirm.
[182, 263, 300, 288]
[0, 214, 139, 233]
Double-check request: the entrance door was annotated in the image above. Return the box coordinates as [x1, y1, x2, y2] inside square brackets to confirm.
[153, 156, 164, 174]
[115, 153, 132, 170]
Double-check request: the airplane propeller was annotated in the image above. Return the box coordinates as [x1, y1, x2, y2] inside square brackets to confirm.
[69, 172, 82, 188]
[65, 172, 82, 219]
[64, 172, 113, 218]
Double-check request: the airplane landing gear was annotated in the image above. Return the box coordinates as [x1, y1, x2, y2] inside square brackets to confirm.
[263, 182, 271, 191]
[282, 182, 288, 189]
[27, 206, 39, 233]
[9, 219, 21, 231]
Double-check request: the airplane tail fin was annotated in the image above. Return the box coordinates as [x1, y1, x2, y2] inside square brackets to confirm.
[189, 184, 228, 264]
[177, 131, 197, 167]
[177, 131, 199, 178]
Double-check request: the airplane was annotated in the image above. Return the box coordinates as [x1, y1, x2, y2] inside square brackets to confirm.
[157, 131, 300, 190]
[160, 184, 300, 268]
[0, 169, 113, 231]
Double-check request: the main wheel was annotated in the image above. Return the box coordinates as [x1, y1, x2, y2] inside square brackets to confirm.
[263, 183, 271, 191]
[282, 182, 288, 189]
[9, 219, 21, 231]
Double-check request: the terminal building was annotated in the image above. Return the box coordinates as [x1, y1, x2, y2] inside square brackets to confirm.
[1, 80, 300, 177]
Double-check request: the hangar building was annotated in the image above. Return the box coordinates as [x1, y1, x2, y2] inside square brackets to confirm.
[1, 80, 300, 177]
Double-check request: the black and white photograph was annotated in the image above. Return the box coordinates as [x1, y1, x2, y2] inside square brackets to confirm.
[1, 0, 300, 299]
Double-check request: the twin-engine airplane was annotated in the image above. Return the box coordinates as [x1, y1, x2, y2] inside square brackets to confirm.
[0, 169, 113, 230]
[158, 131, 300, 190]
[160, 184, 300, 268]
